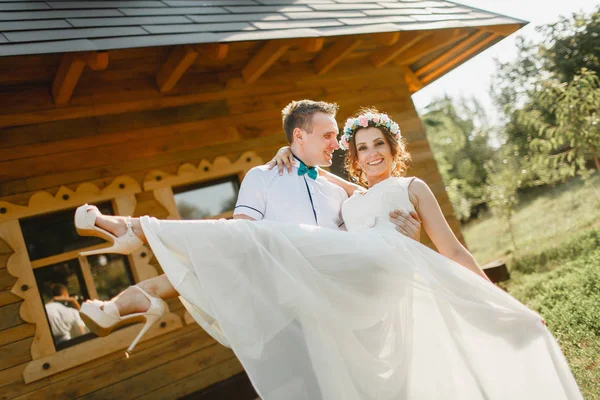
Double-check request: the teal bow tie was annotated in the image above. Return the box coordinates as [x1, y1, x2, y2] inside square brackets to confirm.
[297, 161, 318, 180]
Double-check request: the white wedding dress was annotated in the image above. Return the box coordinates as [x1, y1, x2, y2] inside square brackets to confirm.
[139, 177, 582, 400]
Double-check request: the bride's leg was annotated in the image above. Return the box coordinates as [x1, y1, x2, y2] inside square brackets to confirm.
[94, 214, 147, 243]
[102, 274, 179, 316]
[91, 214, 148, 243]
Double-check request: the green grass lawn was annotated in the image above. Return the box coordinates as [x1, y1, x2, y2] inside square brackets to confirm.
[463, 174, 600, 265]
[504, 230, 600, 399]
[461, 174, 600, 398]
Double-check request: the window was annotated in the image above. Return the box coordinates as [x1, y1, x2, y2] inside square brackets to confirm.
[173, 176, 240, 220]
[21, 202, 135, 351]
[0, 177, 183, 384]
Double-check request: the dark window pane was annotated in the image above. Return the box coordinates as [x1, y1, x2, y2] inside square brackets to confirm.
[174, 176, 240, 220]
[34, 260, 92, 351]
[20, 202, 114, 261]
[88, 254, 134, 301]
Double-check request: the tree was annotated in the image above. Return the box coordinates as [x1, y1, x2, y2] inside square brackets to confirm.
[540, 8, 600, 82]
[484, 154, 523, 254]
[491, 7, 600, 185]
[421, 96, 495, 220]
[519, 69, 600, 177]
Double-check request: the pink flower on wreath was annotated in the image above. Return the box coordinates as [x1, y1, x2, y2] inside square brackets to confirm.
[341, 135, 350, 149]
[358, 115, 369, 127]
[372, 114, 380, 124]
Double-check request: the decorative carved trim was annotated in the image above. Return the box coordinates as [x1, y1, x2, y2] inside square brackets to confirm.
[0, 220, 55, 359]
[0, 176, 182, 383]
[144, 151, 263, 220]
[0, 176, 142, 223]
[23, 313, 183, 384]
[184, 311, 195, 325]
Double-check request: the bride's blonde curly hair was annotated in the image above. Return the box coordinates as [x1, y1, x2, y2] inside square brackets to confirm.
[343, 107, 411, 187]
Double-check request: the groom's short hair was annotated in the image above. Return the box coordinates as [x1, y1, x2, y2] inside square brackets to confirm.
[282, 100, 338, 143]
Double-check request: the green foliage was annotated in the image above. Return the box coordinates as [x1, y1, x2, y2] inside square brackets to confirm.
[518, 69, 600, 177]
[540, 8, 600, 82]
[463, 174, 600, 266]
[491, 6, 600, 186]
[421, 96, 495, 220]
[483, 149, 523, 252]
[507, 235, 600, 398]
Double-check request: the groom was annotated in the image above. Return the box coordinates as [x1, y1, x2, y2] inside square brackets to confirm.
[232, 99, 420, 398]
[233, 99, 420, 238]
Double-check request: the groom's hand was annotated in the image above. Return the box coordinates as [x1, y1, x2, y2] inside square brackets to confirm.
[389, 209, 421, 241]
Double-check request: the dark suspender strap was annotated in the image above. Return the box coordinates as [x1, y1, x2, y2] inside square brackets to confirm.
[302, 176, 318, 226]
[234, 205, 265, 218]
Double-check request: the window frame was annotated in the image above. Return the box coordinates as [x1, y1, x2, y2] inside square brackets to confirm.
[143, 151, 263, 325]
[0, 177, 183, 384]
[144, 151, 263, 220]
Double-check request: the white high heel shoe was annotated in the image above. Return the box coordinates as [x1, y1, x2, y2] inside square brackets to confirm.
[79, 285, 165, 357]
[74, 204, 143, 256]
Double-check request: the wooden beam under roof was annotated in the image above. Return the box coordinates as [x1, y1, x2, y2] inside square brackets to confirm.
[371, 32, 401, 46]
[157, 43, 229, 93]
[52, 51, 108, 105]
[196, 43, 229, 60]
[414, 31, 486, 77]
[371, 31, 426, 68]
[314, 37, 361, 75]
[394, 28, 469, 67]
[480, 23, 523, 37]
[242, 40, 291, 84]
[156, 45, 198, 93]
[421, 33, 501, 84]
[402, 66, 423, 93]
[297, 38, 325, 52]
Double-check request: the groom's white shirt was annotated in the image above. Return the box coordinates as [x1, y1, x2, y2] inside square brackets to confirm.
[234, 162, 348, 230]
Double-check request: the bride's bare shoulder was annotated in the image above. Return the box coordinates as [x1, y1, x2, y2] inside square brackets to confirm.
[402, 177, 431, 209]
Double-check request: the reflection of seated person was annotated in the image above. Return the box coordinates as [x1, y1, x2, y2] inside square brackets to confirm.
[45, 284, 86, 344]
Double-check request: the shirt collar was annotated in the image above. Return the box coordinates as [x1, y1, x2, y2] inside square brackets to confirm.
[292, 153, 314, 169]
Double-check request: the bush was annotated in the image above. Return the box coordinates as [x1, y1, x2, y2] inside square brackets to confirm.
[508, 237, 600, 398]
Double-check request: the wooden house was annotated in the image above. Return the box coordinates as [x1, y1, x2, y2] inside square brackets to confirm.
[0, 1, 525, 399]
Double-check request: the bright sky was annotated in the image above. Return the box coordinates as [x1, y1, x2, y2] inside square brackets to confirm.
[411, 0, 600, 123]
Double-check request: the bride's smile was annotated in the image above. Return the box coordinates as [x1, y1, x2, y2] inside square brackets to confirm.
[355, 127, 394, 186]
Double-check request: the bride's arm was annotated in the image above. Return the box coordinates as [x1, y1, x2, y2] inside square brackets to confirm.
[317, 168, 363, 197]
[266, 146, 362, 197]
[266, 147, 421, 240]
[408, 178, 491, 282]
[266, 147, 296, 175]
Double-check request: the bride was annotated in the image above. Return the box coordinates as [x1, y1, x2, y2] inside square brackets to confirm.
[74, 109, 582, 400]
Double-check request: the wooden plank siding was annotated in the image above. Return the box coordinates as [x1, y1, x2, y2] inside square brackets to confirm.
[0, 37, 462, 399]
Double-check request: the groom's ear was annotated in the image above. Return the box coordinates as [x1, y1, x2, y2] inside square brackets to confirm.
[292, 127, 304, 143]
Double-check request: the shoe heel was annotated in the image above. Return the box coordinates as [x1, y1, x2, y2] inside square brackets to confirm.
[125, 314, 161, 358]
[79, 243, 122, 257]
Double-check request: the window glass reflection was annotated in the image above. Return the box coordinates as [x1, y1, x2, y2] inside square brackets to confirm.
[20, 202, 114, 261]
[88, 254, 135, 301]
[174, 176, 240, 220]
[34, 260, 90, 350]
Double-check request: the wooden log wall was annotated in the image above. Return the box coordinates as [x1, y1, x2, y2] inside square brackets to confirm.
[0, 35, 463, 399]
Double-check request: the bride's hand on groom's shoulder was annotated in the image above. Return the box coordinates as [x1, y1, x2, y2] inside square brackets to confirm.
[267, 146, 294, 175]
[389, 209, 421, 241]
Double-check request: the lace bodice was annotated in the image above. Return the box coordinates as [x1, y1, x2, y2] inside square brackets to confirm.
[342, 177, 416, 233]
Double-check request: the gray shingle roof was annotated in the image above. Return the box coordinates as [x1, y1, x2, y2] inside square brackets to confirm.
[0, 1, 526, 57]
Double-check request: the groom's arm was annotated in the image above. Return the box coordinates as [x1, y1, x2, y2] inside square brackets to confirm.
[233, 167, 267, 221]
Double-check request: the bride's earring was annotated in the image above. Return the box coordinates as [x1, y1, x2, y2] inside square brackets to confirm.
[391, 161, 397, 171]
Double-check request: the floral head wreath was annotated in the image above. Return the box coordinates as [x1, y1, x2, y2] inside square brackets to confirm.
[340, 112, 401, 151]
